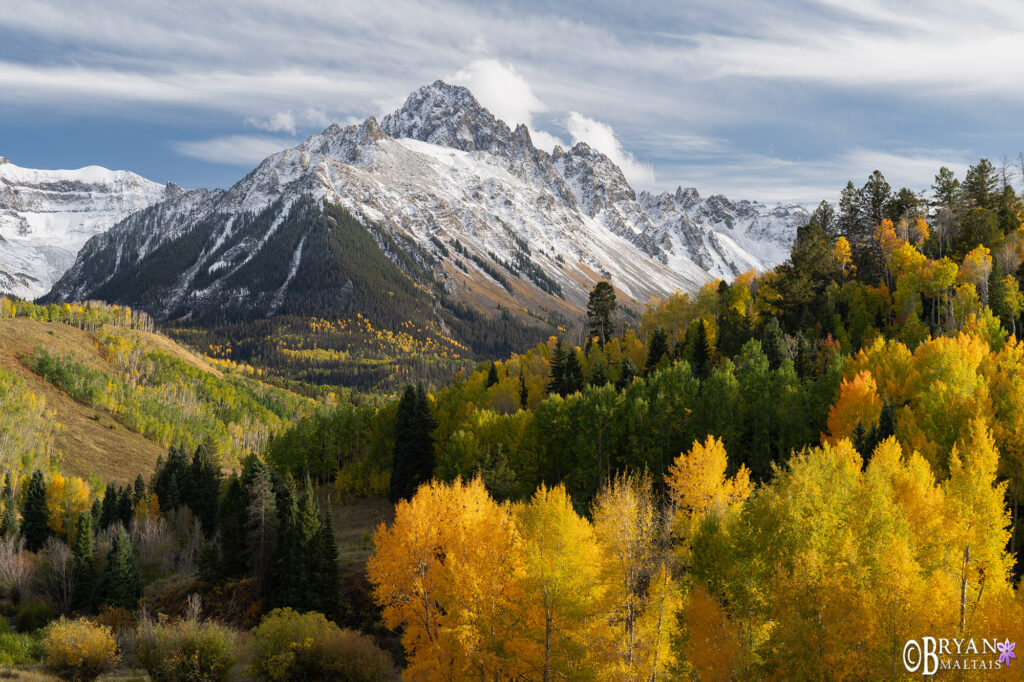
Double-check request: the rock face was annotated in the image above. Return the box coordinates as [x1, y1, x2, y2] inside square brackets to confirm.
[45, 81, 807, 345]
[0, 157, 171, 298]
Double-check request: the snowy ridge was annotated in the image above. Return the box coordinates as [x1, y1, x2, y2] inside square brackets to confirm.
[48, 81, 808, 329]
[0, 158, 171, 298]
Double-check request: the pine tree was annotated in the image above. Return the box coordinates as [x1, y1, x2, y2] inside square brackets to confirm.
[21, 469, 52, 552]
[691, 320, 711, 381]
[0, 473, 16, 538]
[313, 505, 340, 619]
[94, 527, 142, 610]
[615, 356, 637, 392]
[116, 486, 134, 530]
[99, 483, 118, 531]
[762, 317, 787, 370]
[588, 360, 609, 386]
[562, 348, 584, 395]
[186, 444, 222, 537]
[645, 328, 669, 375]
[989, 259, 1011, 329]
[586, 281, 617, 346]
[218, 474, 250, 577]
[153, 445, 188, 513]
[519, 369, 529, 408]
[71, 512, 96, 611]
[388, 385, 438, 503]
[486, 362, 499, 388]
[932, 167, 961, 208]
[133, 475, 146, 506]
[244, 457, 278, 594]
[547, 339, 568, 396]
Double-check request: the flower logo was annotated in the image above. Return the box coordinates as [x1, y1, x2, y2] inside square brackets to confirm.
[998, 639, 1016, 666]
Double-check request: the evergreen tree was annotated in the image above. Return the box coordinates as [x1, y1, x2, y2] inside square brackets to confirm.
[837, 181, 864, 243]
[116, 486, 134, 530]
[99, 483, 118, 531]
[519, 368, 529, 409]
[644, 328, 669, 375]
[691, 320, 711, 381]
[762, 317, 787, 370]
[71, 512, 96, 611]
[95, 527, 143, 610]
[153, 445, 189, 513]
[615, 356, 637, 392]
[132, 475, 146, 506]
[932, 167, 961, 208]
[989, 259, 1011, 328]
[0, 474, 16, 538]
[963, 158, 999, 210]
[546, 339, 569, 396]
[485, 362, 499, 388]
[860, 170, 892, 228]
[313, 505, 340, 619]
[562, 348, 584, 395]
[218, 474, 250, 577]
[586, 281, 617, 346]
[21, 469, 51, 552]
[89, 499, 102, 530]
[186, 444, 222, 537]
[588, 360, 609, 387]
[243, 456, 278, 594]
[810, 200, 837, 238]
[388, 385, 437, 504]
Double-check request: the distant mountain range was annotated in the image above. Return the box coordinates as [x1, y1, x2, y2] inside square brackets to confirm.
[20, 81, 806, 353]
[0, 157, 174, 298]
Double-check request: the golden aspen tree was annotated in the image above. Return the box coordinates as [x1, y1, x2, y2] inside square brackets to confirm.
[367, 477, 525, 681]
[514, 484, 603, 681]
[591, 472, 679, 681]
[664, 435, 751, 562]
[826, 370, 883, 442]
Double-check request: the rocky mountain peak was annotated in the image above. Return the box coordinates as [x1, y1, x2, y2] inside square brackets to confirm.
[551, 141, 635, 216]
[380, 79, 521, 157]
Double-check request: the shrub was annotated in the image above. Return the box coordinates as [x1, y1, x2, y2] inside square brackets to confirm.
[15, 599, 56, 632]
[42, 617, 119, 681]
[134, 617, 238, 682]
[0, 630, 44, 665]
[250, 608, 395, 682]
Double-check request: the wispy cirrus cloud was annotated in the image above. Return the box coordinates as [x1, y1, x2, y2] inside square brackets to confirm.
[170, 135, 295, 165]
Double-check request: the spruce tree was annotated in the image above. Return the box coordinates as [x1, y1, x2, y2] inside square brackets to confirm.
[562, 348, 584, 395]
[218, 474, 250, 577]
[133, 475, 146, 506]
[71, 512, 96, 611]
[691, 320, 711, 381]
[243, 456, 278, 594]
[645, 328, 669, 375]
[313, 505, 340, 619]
[989, 259, 1010, 326]
[519, 369, 529, 408]
[586, 281, 617, 346]
[186, 444, 222, 537]
[388, 385, 437, 503]
[615, 356, 637, 392]
[0, 473, 16, 538]
[95, 527, 142, 610]
[546, 339, 568, 396]
[485, 362, 499, 388]
[266, 477, 299, 607]
[21, 469, 51, 552]
[99, 483, 119, 531]
[762, 317, 787, 370]
[588, 360, 608, 387]
[116, 486, 134, 530]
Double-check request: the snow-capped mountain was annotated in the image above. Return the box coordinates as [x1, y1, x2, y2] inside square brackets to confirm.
[46, 81, 806, 350]
[0, 157, 173, 298]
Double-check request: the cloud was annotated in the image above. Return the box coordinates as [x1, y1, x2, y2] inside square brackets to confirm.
[566, 112, 655, 186]
[450, 59, 565, 151]
[246, 108, 332, 135]
[170, 135, 295, 165]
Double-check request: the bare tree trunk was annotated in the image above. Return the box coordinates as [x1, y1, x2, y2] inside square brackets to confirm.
[960, 546, 970, 633]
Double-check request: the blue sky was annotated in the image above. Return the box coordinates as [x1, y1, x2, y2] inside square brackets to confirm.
[2, 0, 1023, 204]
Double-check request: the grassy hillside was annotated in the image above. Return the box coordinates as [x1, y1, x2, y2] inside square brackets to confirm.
[0, 300, 316, 484]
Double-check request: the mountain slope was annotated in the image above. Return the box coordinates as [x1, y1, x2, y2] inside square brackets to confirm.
[46, 81, 806, 364]
[0, 157, 173, 298]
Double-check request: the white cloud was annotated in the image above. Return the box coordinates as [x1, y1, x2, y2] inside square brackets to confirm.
[247, 111, 296, 135]
[566, 112, 655, 186]
[170, 135, 295, 165]
[450, 59, 565, 151]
